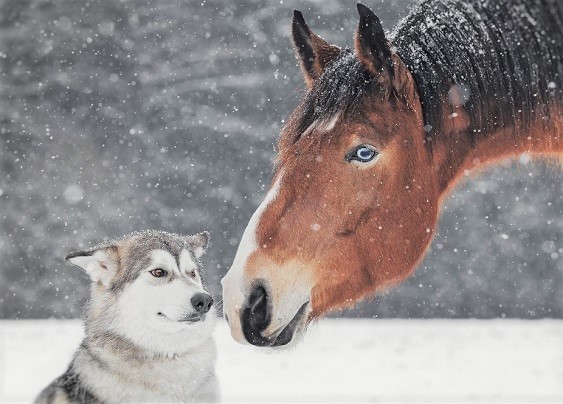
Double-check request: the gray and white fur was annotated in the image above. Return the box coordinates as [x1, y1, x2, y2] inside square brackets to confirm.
[35, 230, 219, 403]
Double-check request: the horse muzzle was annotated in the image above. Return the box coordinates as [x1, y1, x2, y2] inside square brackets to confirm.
[222, 272, 311, 347]
[237, 282, 307, 347]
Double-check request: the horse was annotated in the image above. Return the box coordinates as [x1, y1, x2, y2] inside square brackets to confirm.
[222, 0, 562, 346]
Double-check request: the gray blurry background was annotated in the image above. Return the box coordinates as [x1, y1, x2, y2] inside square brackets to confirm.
[0, 0, 561, 319]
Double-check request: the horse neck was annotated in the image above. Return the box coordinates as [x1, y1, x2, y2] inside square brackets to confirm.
[432, 108, 563, 198]
[392, 0, 563, 195]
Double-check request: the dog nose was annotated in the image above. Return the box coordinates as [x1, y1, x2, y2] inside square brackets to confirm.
[241, 283, 271, 345]
[191, 293, 213, 314]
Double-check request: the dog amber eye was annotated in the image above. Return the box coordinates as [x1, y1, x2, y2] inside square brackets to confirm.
[150, 268, 167, 278]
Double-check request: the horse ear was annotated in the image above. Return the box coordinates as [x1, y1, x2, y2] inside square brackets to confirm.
[292, 10, 341, 88]
[66, 245, 119, 287]
[355, 4, 394, 84]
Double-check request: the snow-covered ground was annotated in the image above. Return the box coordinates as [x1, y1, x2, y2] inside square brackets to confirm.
[0, 319, 562, 403]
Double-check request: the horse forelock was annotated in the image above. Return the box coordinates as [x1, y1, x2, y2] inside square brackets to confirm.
[283, 49, 383, 146]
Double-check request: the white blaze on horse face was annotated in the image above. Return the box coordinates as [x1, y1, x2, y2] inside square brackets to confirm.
[300, 114, 340, 138]
[300, 121, 318, 138]
[319, 113, 340, 133]
[221, 173, 283, 343]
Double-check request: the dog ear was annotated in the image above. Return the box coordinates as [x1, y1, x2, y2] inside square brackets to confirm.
[292, 10, 341, 88]
[66, 246, 119, 287]
[185, 231, 210, 258]
[355, 4, 394, 89]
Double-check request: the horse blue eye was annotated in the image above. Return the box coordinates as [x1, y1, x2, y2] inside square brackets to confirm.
[357, 148, 373, 160]
[347, 145, 378, 163]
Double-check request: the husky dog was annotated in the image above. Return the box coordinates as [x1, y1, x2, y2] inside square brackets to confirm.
[36, 230, 219, 403]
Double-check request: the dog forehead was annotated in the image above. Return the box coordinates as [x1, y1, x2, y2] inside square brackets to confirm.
[149, 249, 178, 268]
[121, 232, 185, 258]
[179, 249, 197, 271]
[148, 248, 198, 276]
[115, 231, 205, 279]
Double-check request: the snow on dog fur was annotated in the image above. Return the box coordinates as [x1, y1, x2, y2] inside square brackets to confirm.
[35, 230, 219, 403]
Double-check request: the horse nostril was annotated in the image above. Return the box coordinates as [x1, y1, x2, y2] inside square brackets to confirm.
[248, 284, 269, 331]
[191, 293, 213, 314]
[241, 282, 272, 346]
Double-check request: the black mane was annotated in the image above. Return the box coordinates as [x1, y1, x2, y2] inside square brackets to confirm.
[394, 0, 562, 141]
[294, 0, 562, 145]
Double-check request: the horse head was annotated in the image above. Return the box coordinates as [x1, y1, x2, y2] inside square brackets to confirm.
[222, 4, 440, 346]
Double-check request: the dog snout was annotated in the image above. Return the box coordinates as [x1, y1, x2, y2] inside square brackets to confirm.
[241, 282, 272, 346]
[191, 293, 213, 314]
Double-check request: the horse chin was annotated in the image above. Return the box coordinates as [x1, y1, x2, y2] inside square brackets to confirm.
[270, 301, 310, 348]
